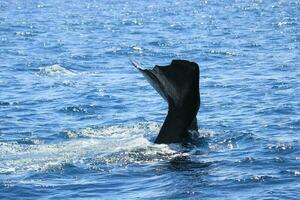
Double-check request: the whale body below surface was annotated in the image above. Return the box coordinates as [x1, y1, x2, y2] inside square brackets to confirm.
[132, 60, 200, 144]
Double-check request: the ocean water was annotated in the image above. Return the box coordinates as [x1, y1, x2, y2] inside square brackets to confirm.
[0, 0, 299, 199]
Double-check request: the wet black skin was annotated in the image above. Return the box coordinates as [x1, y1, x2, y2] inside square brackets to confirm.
[132, 60, 200, 144]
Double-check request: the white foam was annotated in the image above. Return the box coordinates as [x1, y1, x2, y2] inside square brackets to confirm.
[0, 123, 176, 174]
[38, 64, 76, 76]
[287, 169, 300, 176]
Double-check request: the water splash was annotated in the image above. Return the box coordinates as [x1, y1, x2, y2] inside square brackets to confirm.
[0, 123, 175, 174]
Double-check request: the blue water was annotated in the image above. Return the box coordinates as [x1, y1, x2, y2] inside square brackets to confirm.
[0, 0, 299, 199]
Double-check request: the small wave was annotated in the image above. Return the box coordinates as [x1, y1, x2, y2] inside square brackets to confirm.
[0, 101, 11, 106]
[251, 175, 273, 182]
[0, 101, 19, 106]
[60, 106, 88, 114]
[267, 143, 296, 153]
[286, 169, 300, 176]
[15, 31, 35, 37]
[243, 42, 262, 48]
[38, 64, 76, 76]
[236, 175, 275, 183]
[238, 156, 256, 163]
[198, 128, 214, 138]
[65, 123, 161, 139]
[276, 20, 297, 27]
[208, 131, 256, 152]
[132, 46, 143, 53]
[121, 19, 143, 26]
[207, 50, 241, 56]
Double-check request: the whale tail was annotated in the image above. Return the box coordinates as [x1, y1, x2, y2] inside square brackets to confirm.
[132, 59, 200, 144]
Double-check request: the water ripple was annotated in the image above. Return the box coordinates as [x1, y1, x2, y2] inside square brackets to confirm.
[1, 0, 299, 199]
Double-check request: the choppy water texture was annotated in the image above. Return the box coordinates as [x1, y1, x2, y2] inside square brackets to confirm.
[0, 0, 299, 199]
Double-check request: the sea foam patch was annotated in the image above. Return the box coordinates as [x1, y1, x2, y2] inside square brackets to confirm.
[0, 123, 175, 174]
[38, 64, 76, 76]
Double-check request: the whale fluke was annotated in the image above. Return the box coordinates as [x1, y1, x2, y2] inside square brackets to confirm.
[132, 59, 200, 144]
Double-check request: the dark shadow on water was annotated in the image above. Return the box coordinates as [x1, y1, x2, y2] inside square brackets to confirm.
[169, 154, 211, 171]
[159, 153, 212, 199]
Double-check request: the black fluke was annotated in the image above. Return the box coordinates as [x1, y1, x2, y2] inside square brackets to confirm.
[132, 59, 200, 144]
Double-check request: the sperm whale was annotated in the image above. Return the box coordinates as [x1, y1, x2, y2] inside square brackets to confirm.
[132, 60, 200, 144]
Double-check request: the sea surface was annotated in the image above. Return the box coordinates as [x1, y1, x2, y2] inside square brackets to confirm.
[0, 0, 299, 199]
